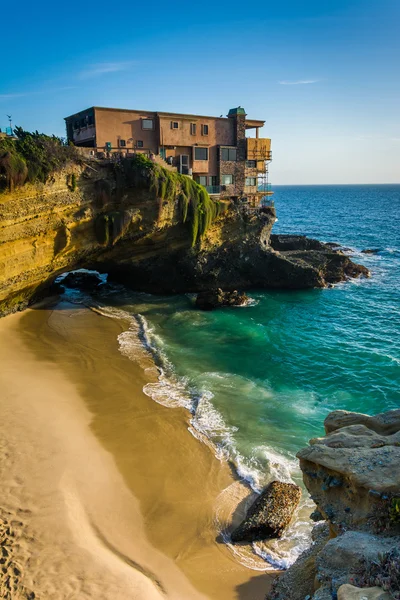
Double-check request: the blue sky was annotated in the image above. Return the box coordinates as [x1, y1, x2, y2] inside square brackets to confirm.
[1, 0, 399, 183]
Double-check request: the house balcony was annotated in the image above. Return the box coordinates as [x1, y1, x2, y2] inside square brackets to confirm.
[205, 185, 221, 195]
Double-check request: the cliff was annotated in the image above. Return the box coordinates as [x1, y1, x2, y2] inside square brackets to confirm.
[0, 156, 368, 316]
[267, 409, 400, 600]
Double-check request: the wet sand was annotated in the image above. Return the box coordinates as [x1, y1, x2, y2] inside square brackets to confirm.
[0, 301, 274, 599]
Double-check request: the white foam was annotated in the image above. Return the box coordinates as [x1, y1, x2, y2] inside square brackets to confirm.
[92, 301, 314, 571]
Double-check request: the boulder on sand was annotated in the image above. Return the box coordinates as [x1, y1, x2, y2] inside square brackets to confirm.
[230, 481, 302, 543]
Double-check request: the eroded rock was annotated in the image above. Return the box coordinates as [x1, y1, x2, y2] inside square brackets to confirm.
[337, 584, 391, 600]
[195, 288, 248, 310]
[266, 410, 400, 600]
[62, 271, 104, 291]
[297, 409, 400, 534]
[231, 481, 301, 543]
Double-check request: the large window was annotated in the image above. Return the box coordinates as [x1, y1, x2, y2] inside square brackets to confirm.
[197, 176, 208, 186]
[142, 119, 154, 130]
[245, 177, 257, 186]
[246, 160, 256, 168]
[221, 174, 233, 185]
[220, 147, 237, 161]
[194, 147, 208, 160]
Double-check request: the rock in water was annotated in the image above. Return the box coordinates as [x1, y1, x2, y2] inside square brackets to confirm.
[62, 271, 103, 291]
[361, 248, 381, 254]
[195, 288, 248, 311]
[230, 481, 302, 543]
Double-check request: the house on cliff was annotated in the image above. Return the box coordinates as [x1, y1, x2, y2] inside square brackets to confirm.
[64, 106, 272, 206]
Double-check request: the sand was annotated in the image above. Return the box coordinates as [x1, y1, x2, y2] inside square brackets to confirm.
[0, 301, 274, 599]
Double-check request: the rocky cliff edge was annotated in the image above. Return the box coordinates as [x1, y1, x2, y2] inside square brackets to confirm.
[267, 409, 400, 600]
[0, 157, 368, 316]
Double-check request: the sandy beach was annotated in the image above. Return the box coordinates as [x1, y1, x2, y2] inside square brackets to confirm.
[0, 301, 274, 599]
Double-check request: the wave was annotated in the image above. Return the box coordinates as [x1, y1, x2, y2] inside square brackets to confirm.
[87, 298, 311, 569]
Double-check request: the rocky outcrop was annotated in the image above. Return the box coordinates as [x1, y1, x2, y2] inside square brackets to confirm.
[298, 409, 400, 534]
[231, 481, 301, 543]
[267, 410, 400, 600]
[337, 584, 391, 599]
[195, 288, 248, 310]
[61, 270, 103, 291]
[0, 158, 369, 316]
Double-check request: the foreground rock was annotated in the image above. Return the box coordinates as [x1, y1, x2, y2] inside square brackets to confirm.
[231, 481, 301, 543]
[298, 409, 400, 533]
[266, 409, 400, 600]
[195, 288, 248, 310]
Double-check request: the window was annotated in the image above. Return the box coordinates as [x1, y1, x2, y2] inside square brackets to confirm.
[136, 140, 144, 148]
[197, 176, 208, 186]
[74, 120, 80, 129]
[220, 147, 237, 161]
[171, 121, 179, 129]
[119, 139, 126, 147]
[190, 123, 197, 135]
[194, 147, 208, 160]
[209, 176, 217, 186]
[245, 177, 257, 186]
[221, 174, 233, 185]
[142, 119, 154, 130]
[202, 124, 209, 135]
[246, 160, 256, 168]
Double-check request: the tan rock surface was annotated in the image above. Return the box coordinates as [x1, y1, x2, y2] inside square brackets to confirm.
[337, 584, 391, 600]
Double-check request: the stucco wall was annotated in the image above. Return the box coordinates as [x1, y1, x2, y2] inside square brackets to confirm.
[94, 109, 159, 152]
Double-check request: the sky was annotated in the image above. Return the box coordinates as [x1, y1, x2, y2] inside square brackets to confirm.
[1, 0, 399, 184]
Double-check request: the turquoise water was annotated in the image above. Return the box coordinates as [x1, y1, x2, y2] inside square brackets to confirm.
[64, 184, 400, 567]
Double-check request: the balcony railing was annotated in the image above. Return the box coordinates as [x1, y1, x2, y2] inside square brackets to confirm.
[205, 185, 221, 195]
[259, 183, 272, 193]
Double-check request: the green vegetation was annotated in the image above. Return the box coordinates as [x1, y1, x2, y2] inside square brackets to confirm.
[94, 210, 132, 247]
[115, 154, 226, 246]
[0, 127, 81, 192]
[390, 497, 400, 523]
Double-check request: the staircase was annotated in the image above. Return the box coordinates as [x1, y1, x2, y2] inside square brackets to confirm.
[153, 154, 177, 173]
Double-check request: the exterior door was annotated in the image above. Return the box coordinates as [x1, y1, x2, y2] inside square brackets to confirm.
[180, 154, 189, 175]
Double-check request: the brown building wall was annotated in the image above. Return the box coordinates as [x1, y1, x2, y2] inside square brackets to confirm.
[159, 115, 234, 176]
[94, 108, 159, 151]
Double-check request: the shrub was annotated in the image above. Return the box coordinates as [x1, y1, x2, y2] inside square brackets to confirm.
[0, 127, 81, 192]
[354, 548, 400, 599]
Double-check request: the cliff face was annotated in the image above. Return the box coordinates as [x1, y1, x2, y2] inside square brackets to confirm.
[0, 159, 368, 316]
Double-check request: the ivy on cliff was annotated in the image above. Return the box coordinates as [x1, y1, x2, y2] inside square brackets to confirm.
[0, 127, 81, 192]
[114, 154, 226, 246]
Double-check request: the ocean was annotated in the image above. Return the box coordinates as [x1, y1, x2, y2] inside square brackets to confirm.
[62, 184, 400, 569]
